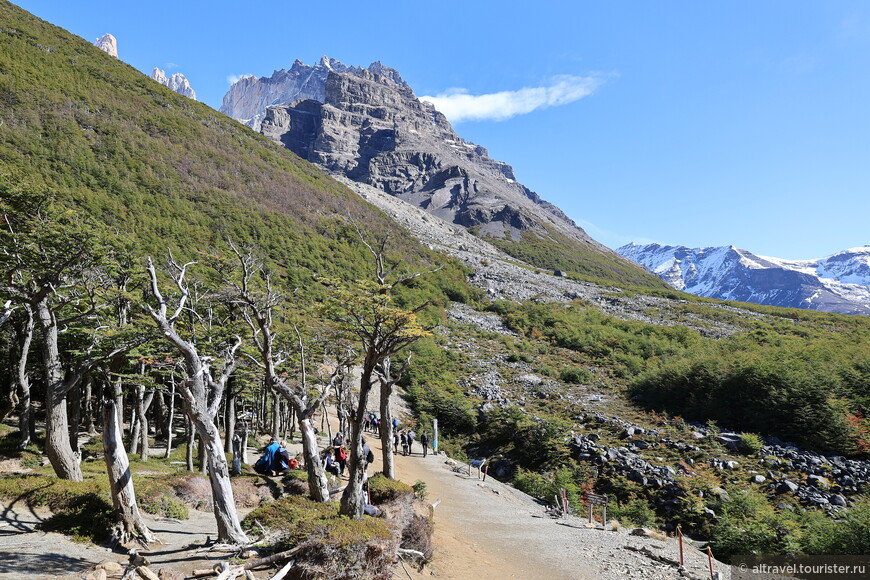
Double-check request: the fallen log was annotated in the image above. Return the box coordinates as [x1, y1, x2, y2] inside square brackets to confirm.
[267, 560, 295, 580]
[241, 544, 306, 571]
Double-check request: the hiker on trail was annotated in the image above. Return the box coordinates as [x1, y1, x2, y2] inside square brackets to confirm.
[420, 431, 430, 457]
[254, 437, 281, 476]
[364, 415, 371, 432]
[407, 430, 416, 455]
[392, 417, 399, 432]
[333, 432, 347, 477]
[361, 437, 375, 468]
[393, 430, 399, 454]
[400, 431, 409, 456]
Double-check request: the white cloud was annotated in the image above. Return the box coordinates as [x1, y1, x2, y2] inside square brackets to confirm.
[226, 74, 252, 85]
[165, 62, 179, 70]
[420, 75, 602, 123]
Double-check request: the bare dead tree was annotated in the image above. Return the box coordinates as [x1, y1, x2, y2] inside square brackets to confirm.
[376, 354, 412, 480]
[145, 254, 248, 544]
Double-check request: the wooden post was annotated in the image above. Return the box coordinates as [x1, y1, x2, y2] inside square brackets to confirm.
[560, 488, 569, 519]
[707, 546, 714, 579]
[432, 419, 438, 455]
[587, 502, 593, 523]
[483, 464, 488, 482]
[678, 525, 684, 566]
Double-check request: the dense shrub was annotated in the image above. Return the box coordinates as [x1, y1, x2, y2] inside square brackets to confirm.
[242, 496, 394, 579]
[367, 473, 414, 505]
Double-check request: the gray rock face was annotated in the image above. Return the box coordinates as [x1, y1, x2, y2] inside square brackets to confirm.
[94, 33, 117, 58]
[220, 56, 359, 131]
[249, 58, 606, 250]
[150, 68, 196, 100]
[618, 243, 870, 315]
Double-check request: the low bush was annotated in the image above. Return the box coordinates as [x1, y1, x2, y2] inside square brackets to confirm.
[0, 474, 113, 543]
[739, 433, 764, 455]
[367, 473, 413, 505]
[242, 496, 394, 579]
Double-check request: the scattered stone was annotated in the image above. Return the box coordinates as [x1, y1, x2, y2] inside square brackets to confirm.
[157, 569, 185, 580]
[829, 494, 848, 507]
[86, 569, 107, 580]
[750, 475, 766, 484]
[96, 561, 125, 575]
[136, 567, 160, 580]
[776, 480, 799, 494]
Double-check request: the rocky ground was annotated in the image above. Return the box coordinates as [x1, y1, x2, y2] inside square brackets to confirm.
[337, 175, 757, 339]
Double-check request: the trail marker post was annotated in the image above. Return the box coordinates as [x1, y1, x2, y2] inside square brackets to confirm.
[677, 524, 684, 565]
[585, 492, 608, 527]
[560, 488, 569, 519]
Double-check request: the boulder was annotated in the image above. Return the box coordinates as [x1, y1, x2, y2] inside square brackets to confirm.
[776, 480, 799, 494]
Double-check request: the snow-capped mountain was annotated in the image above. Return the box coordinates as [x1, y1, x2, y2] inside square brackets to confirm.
[617, 243, 870, 315]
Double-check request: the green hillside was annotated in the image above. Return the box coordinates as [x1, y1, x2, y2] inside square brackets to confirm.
[0, 0, 457, 288]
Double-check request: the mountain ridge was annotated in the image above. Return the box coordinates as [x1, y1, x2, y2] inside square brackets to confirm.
[222, 57, 662, 287]
[618, 242, 870, 315]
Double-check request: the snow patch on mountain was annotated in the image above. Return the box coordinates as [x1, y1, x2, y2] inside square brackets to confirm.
[617, 243, 870, 316]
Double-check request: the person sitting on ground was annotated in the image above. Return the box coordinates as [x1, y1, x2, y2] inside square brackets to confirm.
[254, 437, 281, 476]
[323, 449, 340, 477]
[276, 441, 292, 473]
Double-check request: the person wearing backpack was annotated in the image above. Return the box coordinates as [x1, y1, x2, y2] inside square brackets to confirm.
[333, 432, 347, 477]
[254, 437, 280, 476]
[361, 437, 375, 466]
[420, 431, 430, 458]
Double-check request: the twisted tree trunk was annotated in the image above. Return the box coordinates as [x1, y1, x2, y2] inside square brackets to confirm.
[102, 400, 158, 545]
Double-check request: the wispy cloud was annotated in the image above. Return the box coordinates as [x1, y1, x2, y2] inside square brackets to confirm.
[420, 75, 603, 123]
[226, 74, 252, 85]
[165, 62, 179, 70]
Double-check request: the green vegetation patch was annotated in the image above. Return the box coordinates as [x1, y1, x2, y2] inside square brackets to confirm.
[367, 473, 413, 504]
[486, 228, 667, 289]
[0, 474, 113, 542]
[242, 496, 391, 550]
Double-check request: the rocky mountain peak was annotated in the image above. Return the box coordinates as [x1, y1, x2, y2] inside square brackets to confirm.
[93, 33, 117, 58]
[150, 68, 197, 100]
[618, 242, 870, 315]
[222, 57, 645, 282]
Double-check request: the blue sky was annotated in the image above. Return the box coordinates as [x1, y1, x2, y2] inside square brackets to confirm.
[14, 0, 870, 260]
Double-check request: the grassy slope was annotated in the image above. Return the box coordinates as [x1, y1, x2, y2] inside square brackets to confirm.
[488, 228, 670, 289]
[0, 0, 452, 286]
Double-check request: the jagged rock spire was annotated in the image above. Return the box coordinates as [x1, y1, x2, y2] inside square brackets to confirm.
[94, 33, 117, 58]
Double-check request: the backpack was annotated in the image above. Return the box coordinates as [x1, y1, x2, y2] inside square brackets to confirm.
[253, 456, 269, 475]
[366, 448, 375, 463]
[337, 447, 348, 461]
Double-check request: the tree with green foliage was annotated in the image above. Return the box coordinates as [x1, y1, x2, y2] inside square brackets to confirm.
[322, 233, 438, 518]
[0, 185, 133, 480]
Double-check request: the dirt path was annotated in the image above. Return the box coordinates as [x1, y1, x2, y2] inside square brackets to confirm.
[0, 501, 245, 580]
[380, 434, 727, 580]
[385, 439, 597, 580]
